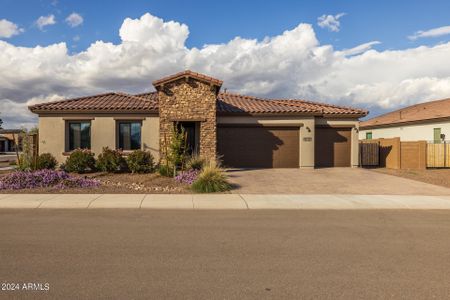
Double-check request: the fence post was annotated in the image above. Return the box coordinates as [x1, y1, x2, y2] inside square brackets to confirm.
[445, 141, 447, 168]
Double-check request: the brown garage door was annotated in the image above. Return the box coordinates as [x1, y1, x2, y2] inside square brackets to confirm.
[315, 127, 351, 167]
[217, 126, 299, 168]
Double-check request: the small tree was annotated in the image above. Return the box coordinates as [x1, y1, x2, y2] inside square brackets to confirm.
[16, 129, 34, 171]
[164, 124, 188, 177]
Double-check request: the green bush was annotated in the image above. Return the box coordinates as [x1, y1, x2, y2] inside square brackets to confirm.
[186, 155, 205, 171]
[36, 153, 58, 170]
[158, 164, 174, 177]
[126, 150, 154, 174]
[64, 149, 96, 174]
[191, 164, 231, 193]
[96, 147, 127, 173]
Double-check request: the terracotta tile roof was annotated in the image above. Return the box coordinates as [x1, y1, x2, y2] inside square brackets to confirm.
[217, 92, 367, 116]
[360, 98, 450, 129]
[152, 70, 223, 87]
[29, 92, 158, 113]
[272, 99, 367, 115]
[29, 90, 366, 117]
[134, 91, 158, 101]
[217, 93, 320, 114]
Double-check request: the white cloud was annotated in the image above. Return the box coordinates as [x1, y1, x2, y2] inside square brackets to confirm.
[317, 13, 346, 32]
[2, 12, 450, 127]
[337, 41, 381, 56]
[36, 15, 56, 30]
[409, 25, 450, 40]
[0, 19, 24, 38]
[65, 13, 83, 28]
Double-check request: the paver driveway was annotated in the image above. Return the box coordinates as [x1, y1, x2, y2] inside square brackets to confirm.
[226, 168, 450, 195]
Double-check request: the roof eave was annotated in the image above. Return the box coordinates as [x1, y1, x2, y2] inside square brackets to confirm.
[360, 115, 450, 130]
[30, 109, 159, 115]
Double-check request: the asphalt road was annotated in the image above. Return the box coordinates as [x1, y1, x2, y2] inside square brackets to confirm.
[1, 210, 450, 299]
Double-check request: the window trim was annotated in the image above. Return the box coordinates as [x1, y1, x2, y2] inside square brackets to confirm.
[366, 132, 373, 140]
[433, 128, 442, 143]
[116, 120, 143, 151]
[65, 120, 92, 152]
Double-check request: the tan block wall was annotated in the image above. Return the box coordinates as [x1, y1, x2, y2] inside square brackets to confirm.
[38, 114, 159, 164]
[217, 116, 315, 168]
[158, 78, 217, 162]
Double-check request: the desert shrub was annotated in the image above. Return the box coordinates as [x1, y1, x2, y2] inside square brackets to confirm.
[96, 147, 127, 173]
[36, 153, 58, 170]
[126, 150, 154, 174]
[64, 149, 96, 174]
[191, 164, 231, 193]
[0, 170, 99, 190]
[175, 169, 200, 185]
[158, 164, 174, 177]
[186, 155, 205, 171]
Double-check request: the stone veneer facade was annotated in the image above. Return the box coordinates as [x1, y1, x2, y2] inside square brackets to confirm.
[157, 77, 218, 162]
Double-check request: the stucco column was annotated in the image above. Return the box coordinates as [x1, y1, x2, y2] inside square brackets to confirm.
[351, 127, 359, 167]
[299, 117, 315, 168]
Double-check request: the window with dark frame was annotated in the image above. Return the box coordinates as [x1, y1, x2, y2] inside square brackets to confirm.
[117, 121, 142, 150]
[68, 121, 91, 151]
[366, 132, 372, 140]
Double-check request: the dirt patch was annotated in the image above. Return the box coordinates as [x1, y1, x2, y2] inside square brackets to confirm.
[372, 168, 450, 189]
[0, 172, 191, 194]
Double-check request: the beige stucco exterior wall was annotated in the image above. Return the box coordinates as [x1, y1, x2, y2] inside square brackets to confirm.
[359, 120, 450, 142]
[38, 114, 159, 164]
[217, 115, 315, 168]
[316, 118, 360, 167]
[39, 116, 66, 163]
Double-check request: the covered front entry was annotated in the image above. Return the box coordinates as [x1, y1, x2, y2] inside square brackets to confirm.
[315, 127, 351, 167]
[217, 126, 299, 168]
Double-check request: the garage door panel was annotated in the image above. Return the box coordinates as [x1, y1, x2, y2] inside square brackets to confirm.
[315, 127, 351, 168]
[217, 126, 299, 168]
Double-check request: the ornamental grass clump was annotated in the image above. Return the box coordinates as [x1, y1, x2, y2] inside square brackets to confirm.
[0, 170, 99, 190]
[175, 169, 200, 185]
[191, 163, 231, 193]
[186, 155, 205, 171]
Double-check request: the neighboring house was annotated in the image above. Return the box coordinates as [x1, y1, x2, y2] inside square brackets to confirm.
[0, 129, 22, 153]
[29, 70, 367, 168]
[360, 98, 450, 142]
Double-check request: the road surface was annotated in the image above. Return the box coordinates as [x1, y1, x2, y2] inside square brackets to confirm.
[1, 209, 450, 299]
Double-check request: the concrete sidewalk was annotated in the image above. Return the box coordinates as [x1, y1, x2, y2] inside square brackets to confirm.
[1, 193, 450, 209]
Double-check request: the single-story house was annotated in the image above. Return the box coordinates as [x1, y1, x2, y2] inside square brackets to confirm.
[359, 98, 450, 142]
[0, 129, 22, 153]
[29, 70, 367, 168]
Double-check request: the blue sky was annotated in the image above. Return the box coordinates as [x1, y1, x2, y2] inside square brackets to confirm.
[3, 0, 450, 52]
[2, 0, 450, 127]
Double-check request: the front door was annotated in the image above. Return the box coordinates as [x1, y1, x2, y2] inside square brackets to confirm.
[177, 122, 199, 155]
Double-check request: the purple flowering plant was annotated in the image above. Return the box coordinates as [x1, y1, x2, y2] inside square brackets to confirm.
[0, 169, 100, 190]
[175, 169, 200, 185]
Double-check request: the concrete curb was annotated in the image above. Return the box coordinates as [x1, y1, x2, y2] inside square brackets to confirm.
[1, 194, 450, 209]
